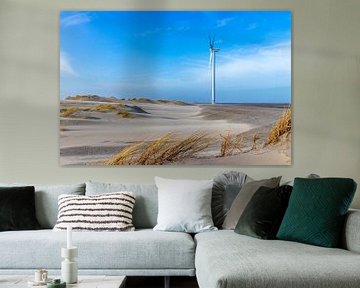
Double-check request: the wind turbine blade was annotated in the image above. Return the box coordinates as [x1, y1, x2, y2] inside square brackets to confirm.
[209, 52, 213, 73]
[208, 35, 213, 49]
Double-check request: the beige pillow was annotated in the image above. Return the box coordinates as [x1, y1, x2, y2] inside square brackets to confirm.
[222, 177, 281, 230]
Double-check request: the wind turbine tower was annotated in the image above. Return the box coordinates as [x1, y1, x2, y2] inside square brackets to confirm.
[209, 35, 220, 105]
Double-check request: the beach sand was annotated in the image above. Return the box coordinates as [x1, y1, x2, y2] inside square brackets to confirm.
[60, 98, 291, 166]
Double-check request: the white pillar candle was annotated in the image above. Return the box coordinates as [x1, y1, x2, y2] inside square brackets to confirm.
[67, 225, 72, 249]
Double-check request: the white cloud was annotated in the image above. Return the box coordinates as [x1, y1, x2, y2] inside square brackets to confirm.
[77, 41, 291, 101]
[159, 41, 291, 91]
[216, 17, 234, 28]
[60, 52, 77, 76]
[216, 42, 291, 88]
[107, 41, 291, 92]
[61, 13, 91, 27]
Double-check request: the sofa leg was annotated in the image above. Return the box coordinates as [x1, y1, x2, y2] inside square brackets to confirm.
[164, 276, 170, 288]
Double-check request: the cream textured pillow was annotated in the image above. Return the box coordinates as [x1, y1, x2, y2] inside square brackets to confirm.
[53, 192, 135, 231]
[154, 177, 217, 233]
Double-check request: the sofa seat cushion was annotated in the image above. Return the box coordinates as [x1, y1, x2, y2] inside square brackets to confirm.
[195, 230, 360, 288]
[0, 229, 195, 270]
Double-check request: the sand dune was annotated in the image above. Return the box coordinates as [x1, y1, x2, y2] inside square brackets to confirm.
[59, 99, 290, 166]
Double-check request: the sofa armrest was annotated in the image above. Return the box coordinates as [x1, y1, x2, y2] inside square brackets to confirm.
[342, 209, 360, 253]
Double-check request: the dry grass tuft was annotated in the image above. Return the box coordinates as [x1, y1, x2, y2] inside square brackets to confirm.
[117, 110, 133, 118]
[128, 97, 156, 104]
[265, 108, 292, 146]
[251, 133, 260, 151]
[173, 100, 191, 106]
[104, 132, 211, 165]
[60, 103, 134, 119]
[104, 143, 143, 165]
[219, 131, 243, 157]
[128, 98, 189, 106]
[60, 107, 78, 117]
[92, 103, 123, 112]
[157, 99, 190, 106]
[65, 95, 120, 103]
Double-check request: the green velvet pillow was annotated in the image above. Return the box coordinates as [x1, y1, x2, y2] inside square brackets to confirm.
[0, 186, 41, 231]
[277, 178, 357, 247]
[235, 185, 292, 240]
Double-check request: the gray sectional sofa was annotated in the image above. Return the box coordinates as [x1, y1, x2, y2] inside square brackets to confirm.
[0, 181, 360, 288]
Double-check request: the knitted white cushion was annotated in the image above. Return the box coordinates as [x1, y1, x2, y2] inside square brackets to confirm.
[53, 192, 135, 231]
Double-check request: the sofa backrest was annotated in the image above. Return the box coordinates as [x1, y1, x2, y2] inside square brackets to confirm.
[341, 209, 360, 253]
[86, 181, 158, 229]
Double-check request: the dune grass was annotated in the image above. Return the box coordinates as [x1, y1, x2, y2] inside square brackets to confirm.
[219, 131, 243, 157]
[157, 99, 190, 106]
[60, 107, 78, 117]
[265, 108, 292, 146]
[173, 100, 191, 106]
[128, 97, 156, 104]
[60, 103, 135, 119]
[92, 103, 124, 112]
[65, 95, 119, 103]
[127, 97, 190, 106]
[251, 133, 260, 150]
[104, 132, 211, 165]
[117, 110, 134, 118]
[91, 103, 134, 118]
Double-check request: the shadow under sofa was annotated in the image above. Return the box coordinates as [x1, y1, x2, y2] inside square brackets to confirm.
[0, 181, 359, 288]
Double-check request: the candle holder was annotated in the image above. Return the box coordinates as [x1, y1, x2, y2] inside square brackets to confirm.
[61, 247, 78, 284]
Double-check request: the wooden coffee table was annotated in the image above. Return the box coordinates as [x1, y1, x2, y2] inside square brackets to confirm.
[0, 275, 126, 288]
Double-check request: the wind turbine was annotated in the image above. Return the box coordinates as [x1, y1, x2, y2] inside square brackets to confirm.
[209, 35, 220, 105]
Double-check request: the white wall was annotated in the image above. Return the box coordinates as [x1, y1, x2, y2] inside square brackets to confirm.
[0, 0, 359, 207]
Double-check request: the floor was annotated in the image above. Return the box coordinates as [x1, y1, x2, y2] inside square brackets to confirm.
[126, 276, 199, 288]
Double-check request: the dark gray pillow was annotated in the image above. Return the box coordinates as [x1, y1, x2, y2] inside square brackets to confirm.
[235, 185, 292, 239]
[212, 171, 251, 228]
[223, 176, 282, 230]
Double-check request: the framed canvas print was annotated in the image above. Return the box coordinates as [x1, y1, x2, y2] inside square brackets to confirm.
[60, 11, 291, 166]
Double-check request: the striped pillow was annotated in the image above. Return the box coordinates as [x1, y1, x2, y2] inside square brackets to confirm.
[53, 192, 135, 231]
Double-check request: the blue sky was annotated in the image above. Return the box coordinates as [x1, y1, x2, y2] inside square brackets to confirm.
[60, 11, 291, 103]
